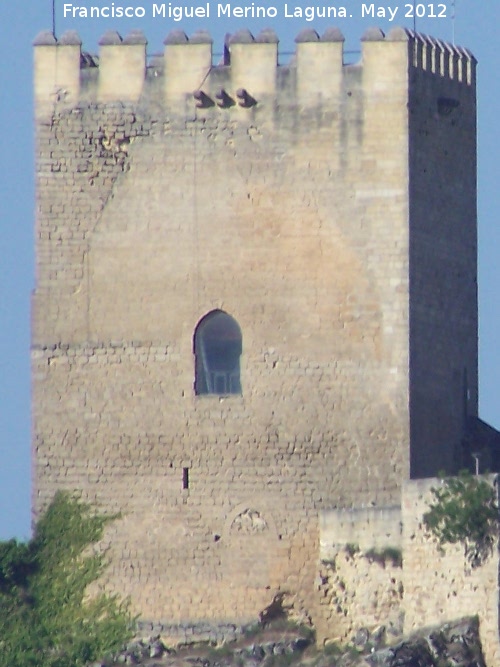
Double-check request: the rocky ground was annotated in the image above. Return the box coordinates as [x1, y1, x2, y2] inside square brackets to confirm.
[90, 616, 485, 667]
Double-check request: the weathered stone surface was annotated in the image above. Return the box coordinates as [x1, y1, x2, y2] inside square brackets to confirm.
[97, 617, 484, 667]
[33, 29, 479, 654]
[366, 618, 486, 667]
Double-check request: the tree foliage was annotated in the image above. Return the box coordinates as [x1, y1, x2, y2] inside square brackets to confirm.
[423, 471, 499, 568]
[0, 491, 134, 667]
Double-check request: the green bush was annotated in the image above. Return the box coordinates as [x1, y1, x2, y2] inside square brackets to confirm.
[423, 471, 499, 568]
[363, 547, 402, 568]
[0, 491, 134, 667]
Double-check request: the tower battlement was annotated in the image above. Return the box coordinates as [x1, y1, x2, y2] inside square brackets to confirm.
[34, 26, 475, 115]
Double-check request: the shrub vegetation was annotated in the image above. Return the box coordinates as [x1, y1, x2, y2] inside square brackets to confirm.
[0, 491, 134, 667]
[423, 470, 499, 568]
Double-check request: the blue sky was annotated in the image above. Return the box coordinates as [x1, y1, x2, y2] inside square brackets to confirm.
[0, 1, 498, 540]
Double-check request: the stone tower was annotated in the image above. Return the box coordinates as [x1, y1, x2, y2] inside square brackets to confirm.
[32, 26, 477, 637]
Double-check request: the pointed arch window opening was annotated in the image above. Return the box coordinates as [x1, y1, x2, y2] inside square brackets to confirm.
[194, 311, 242, 396]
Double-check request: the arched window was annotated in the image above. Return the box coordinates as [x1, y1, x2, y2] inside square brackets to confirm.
[194, 311, 242, 395]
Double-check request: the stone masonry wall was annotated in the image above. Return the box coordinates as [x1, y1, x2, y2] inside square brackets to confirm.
[317, 485, 499, 666]
[32, 28, 477, 635]
[317, 507, 403, 644]
[408, 52, 477, 477]
[402, 478, 500, 667]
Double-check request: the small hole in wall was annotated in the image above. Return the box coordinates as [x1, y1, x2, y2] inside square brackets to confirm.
[182, 467, 189, 490]
[214, 534, 221, 542]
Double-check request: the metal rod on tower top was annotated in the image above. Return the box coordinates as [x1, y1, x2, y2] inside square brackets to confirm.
[52, 0, 56, 36]
[413, 1, 416, 32]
